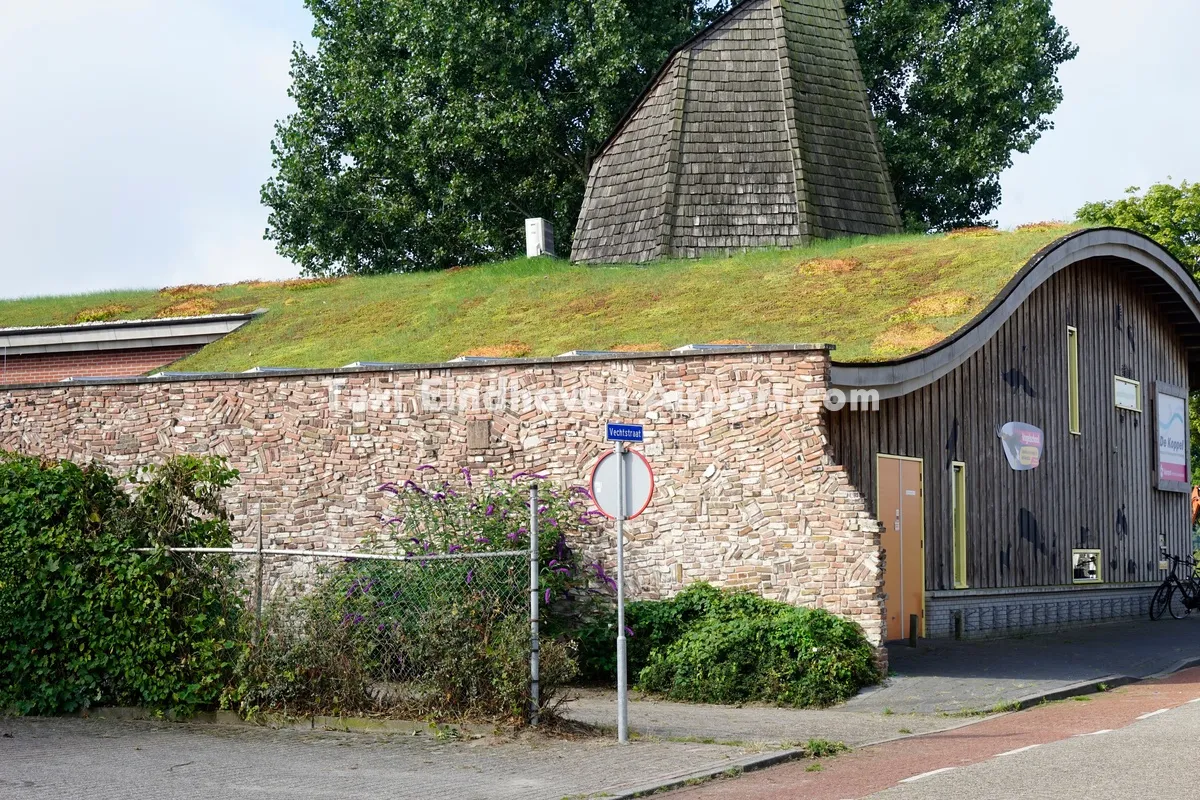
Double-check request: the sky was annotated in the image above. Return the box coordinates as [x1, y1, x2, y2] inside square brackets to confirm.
[1, 0, 1197, 299]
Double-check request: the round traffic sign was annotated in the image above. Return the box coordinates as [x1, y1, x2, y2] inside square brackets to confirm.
[589, 448, 654, 520]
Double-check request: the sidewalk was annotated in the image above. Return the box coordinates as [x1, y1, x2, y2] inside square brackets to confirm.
[844, 616, 1200, 714]
[564, 616, 1200, 747]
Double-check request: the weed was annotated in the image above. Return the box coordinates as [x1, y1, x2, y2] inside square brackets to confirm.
[804, 739, 849, 758]
[806, 763, 823, 772]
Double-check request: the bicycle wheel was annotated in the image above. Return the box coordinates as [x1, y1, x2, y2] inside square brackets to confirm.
[1169, 584, 1191, 619]
[1150, 582, 1172, 620]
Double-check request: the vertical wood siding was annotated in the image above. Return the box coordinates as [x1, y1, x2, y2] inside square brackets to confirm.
[830, 258, 1191, 591]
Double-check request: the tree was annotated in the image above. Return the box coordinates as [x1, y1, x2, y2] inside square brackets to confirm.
[847, 0, 1076, 232]
[1077, 180, 1200, 274]
[264, 0, 1075, 275]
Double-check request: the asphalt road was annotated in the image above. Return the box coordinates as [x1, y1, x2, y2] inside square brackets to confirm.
[666, 666, 1200, 799]
[868, 697, 1200, 799]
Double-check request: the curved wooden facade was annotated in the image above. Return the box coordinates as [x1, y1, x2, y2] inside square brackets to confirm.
[827, 229, 1200, 637]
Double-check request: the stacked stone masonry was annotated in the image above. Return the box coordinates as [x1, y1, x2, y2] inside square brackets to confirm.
[0, 347, 885, 646]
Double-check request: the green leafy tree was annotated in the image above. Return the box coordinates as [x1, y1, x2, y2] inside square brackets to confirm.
[1077, 180, 1200, 273]
[848, 0, 1077, 232]
[264, 0, 1075, 274]
[1077, 181, 1200, 489]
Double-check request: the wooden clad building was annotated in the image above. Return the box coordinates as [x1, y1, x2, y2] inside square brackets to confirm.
[829, 229, 1200, 639]
[570, 0, 900, 264]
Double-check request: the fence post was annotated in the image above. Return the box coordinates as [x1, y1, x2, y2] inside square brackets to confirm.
[529, 484, 540, 726]
[255, 501, 264, 624]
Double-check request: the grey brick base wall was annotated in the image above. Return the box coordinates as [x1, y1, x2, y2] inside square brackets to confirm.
[925, 583, 1158, 640]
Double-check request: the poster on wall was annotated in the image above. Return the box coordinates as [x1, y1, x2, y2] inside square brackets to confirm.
[997, 421, 1044, 471]
[1154, 381, 1190, 493]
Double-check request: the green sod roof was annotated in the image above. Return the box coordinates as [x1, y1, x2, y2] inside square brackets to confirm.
[0, 224, 1081, 373]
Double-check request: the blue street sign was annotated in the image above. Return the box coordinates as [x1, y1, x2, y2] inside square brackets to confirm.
[606, 422, 644, 442]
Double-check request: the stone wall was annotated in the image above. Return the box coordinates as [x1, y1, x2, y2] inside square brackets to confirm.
[0, 346, 885, 645]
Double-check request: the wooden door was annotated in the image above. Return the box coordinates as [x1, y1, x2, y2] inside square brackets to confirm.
[878, 455, 924, 641]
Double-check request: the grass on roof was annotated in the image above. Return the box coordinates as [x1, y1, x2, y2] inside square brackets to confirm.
[0, 223, 1082, 373]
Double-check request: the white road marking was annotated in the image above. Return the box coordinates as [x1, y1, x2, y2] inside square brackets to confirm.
[1187, 698, 1200, 704]
[1074, 729, 1113, 736]
[995, 744, 1042, 757]
[899, 767, 957, 783]
[1137, 708, 1170, 720]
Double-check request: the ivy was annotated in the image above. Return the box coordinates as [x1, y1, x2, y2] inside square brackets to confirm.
[0, 452, 243, 717]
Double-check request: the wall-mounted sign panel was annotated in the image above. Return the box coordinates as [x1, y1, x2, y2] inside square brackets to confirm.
[997, 422, 1044, 471]
[1114, 376, 1142, 412]
[1072, 549, 1102, 583]
[1154, 381, 1191, 493]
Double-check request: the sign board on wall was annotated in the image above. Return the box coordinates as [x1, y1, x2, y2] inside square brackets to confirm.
[1154, 381, 1190, 493]
[997, 422, 1044, 471]
[1114, 376, 1142, 412]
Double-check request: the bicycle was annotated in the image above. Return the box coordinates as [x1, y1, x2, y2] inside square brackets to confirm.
[1150, 550, 1200, 620]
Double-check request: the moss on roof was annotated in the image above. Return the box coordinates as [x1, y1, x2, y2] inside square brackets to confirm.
[0, 224, 1082, 373]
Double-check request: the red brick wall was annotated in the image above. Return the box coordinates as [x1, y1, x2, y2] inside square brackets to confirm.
[0, 345, 201, 386]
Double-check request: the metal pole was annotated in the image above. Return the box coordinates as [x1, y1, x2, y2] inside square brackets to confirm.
[529, 484, 541, 726]
[255, 501, 264, 623]
[616, 441, 629, 744]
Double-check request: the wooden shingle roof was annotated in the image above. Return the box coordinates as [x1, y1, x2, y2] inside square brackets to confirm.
[571, 0, 901, 264]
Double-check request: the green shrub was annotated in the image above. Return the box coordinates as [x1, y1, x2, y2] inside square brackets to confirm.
[0, 452, 242, 716]
[226, 559, 578, 722]
[376, 467, 600, 636]
[577, 584, 879, 707]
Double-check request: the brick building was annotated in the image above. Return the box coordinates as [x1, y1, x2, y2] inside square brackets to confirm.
[0, 313, 258, 386]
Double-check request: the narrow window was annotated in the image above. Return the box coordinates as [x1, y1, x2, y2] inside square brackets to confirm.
[1067, 326, 1081, 434]
[952, 461, 968, 588]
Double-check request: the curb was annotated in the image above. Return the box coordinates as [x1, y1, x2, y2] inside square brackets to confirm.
[1004, 673, 1137, 711]
[605, 746, 808, 800]
[602, 660, 1200, 798]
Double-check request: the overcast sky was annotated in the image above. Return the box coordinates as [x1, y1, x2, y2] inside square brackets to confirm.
[1, 0, 1197, 300]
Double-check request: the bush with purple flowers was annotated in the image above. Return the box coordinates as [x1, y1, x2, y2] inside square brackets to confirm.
[374, 466, 602, 634]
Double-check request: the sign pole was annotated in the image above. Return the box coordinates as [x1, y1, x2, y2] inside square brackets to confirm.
[615, 439, 629, 744]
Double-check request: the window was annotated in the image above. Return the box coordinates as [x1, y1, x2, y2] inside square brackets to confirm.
[1067, 326, 1080, 434]
[1072, 549, 1102, 583]
[952, 461, 967, 588]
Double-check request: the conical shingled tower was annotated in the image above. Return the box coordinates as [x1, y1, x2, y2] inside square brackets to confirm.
[570, 0, 901, 264]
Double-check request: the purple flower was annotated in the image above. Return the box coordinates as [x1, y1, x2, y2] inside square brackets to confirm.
[417, 464, 436, 471]
[624, 625, 634, 637]
[548, 518, 558, 527]
[488, 468, 495, 477]
[543, 588, 551, 604]
[511, 471, 529, 483]
[461, 467, 472, 486]
[506, 531, 520, 542]
[432, 492, 447, 501]
[403, 479, 426, 495]
[378, 482, 400, 494]
[381, 516, 403, 526]
[474, 536, 490, 544]
[570, 485, 591, 497]
[448, 544, 463, 554]
[486, 504, 495, 516]
[466, 568, 474, 585]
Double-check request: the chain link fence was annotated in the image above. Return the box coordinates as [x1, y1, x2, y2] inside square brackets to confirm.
[149, 488, 547, 722]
